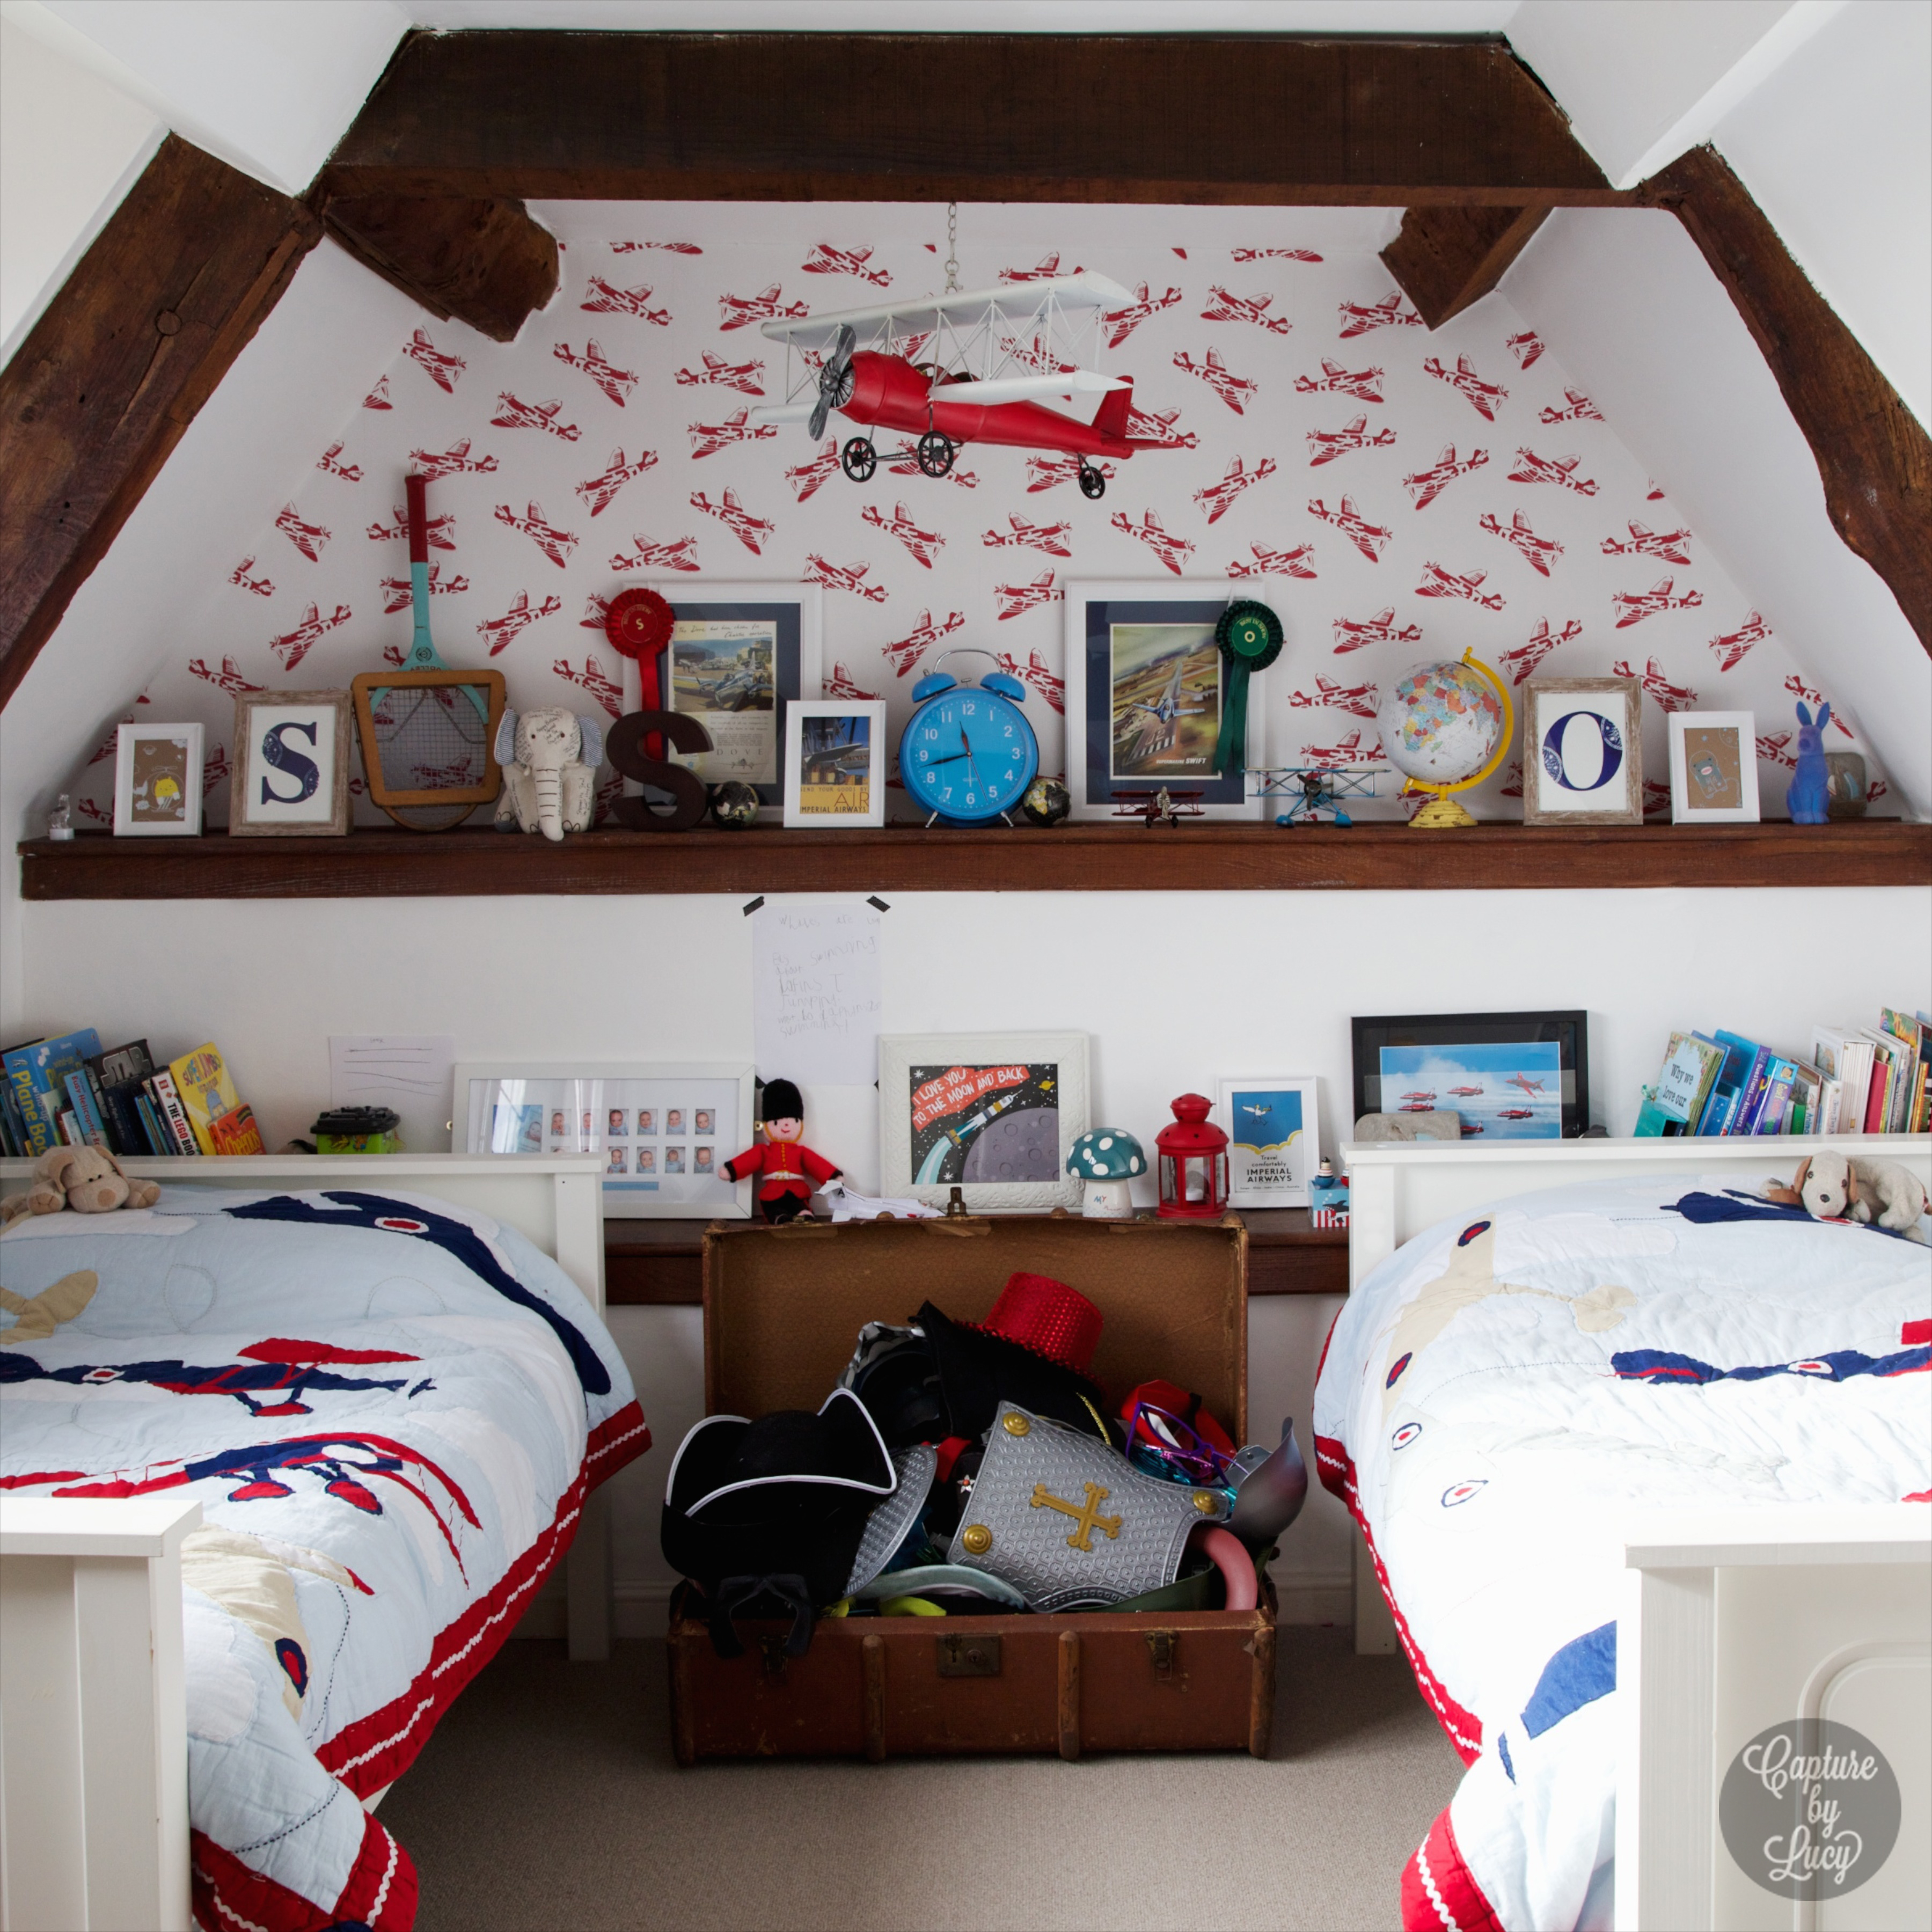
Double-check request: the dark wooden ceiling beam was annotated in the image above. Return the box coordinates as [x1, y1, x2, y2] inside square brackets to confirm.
[0, 136, 320, 712]
[1380, 203, 1552, 327]
[318, 31, 1625, 206]
[1641, 146, 1932, 657]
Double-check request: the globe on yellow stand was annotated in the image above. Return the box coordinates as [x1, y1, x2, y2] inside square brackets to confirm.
[1373, 649, 1513, 829]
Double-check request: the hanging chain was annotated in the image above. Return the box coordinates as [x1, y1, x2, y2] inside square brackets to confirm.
[944, 201, 960, 294]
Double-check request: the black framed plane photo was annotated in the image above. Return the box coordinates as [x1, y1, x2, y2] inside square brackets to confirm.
[1351, 1011, 1590, 1141]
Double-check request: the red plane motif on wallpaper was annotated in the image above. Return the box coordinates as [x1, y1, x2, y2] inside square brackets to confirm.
[478, 592, 562, 656]
[1480, 509, 1564, 576]
[994, 572, 1063, 621]
[590, 772, 623, 824]
[274, 506, 331, 561]
[1613, 656, 1699, 711]
[368, 503, 457, 548]
[229, 557, 275, 598]
[883, 609, 965, 674]
[552, 656, 624, 716]
[1757, 730, 1796, 768]
[494, 502, 579, 568]
[1228, 542, 1317, 580]
[1337, 293, 1421, 338]
[270, 603, 354, 668]
[1709, 611, 1772, 671]
[190, 655, 263, 696]
[1499, 617, 1584, 683]
[408, 440, 497, 479]
[401, 327, 466, 391]
[689, 408, 777, 458]
[998, 646, 1066, 711]
[999, 332, 1078, 377]
[380, 568, 468, 615]
[720, 286, 810, 330]
[492, 394, 581, 442]
[1403, 446, 1488, 509]
[862, 501, 947, 567]
[802, 243, 890, 287]
[1001, 253, 1084, 282]
[1298, 727, 1382, 763]
[806, 555, 889, 602]
[362, 375, 392, 410]
[1288, 675, 1379, 719]
[1110, 508, 1197, 574]
[580, 595, 613, 631]
[410, 757, 479, 789]
[785, 442, 841, 501]
[983, 515, 1073, 558]
[1646, 479, 1669, 500]
[200, 747, 230, 797]
[823, 661, 881, 701]
[1424, 354, 1509, 420]
[1496, 759, 1524, 798]
[610, 534, 700, 574]
[1201, 287, 1293, 335]
[1612, 577, 1703, 627]
[1027, 452, 1116, 492]
[1510, 449, 1599, 495]
[1308, 495, 1392, 560]
[1194, 456, 1278, 522]
[380, 644, 407, 667]
[1295, 358, 1385, 403]
[1602, 521, 1693, 565]
[1307, 415, 1396, 466]
[885, 440, 979, 487]
[84, 697, 146, 766]
[1416, 562, 1506, 611]
[692, 488, 774, 554]
[1540, 388, 1603, 424]
[1505, 330, 1546, 369]
[1124, 404, 1198, 449]
[677, 351, 766, 395]
[1105, 284, 1183, 346]
[1783, 672, 1853, 733]
[1332, 608, 1421, 653]
[1642, 778, 1673, 817]
[1232, 246, 1322, 264]
[613, 240, 702, 255]
[575, 449, 659, 517]
[316, 442, 363, 482]
[1173, 348, 1258, 414]
[554, 340, 638, 406]
[581, 277, 671, 325]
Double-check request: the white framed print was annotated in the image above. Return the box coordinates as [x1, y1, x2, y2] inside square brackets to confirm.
[782, 700, 887, 827]
[1062, 580, 1266, 821]
[113, 722, 204, 837]
[1520, 677, 1642, 825]
[230, 691, 352, 836]
[1668, 711, 1760, 824]
[1217, 1077, 1320, 1208]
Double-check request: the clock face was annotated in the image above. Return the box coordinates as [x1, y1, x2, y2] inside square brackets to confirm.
[901, 689, 1039, 824]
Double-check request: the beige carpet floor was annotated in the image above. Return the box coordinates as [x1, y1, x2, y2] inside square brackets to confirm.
[381, 1628, 1462, 1931]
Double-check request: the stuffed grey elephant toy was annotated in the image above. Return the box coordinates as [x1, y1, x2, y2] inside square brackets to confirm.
[493, 706, 605, 841]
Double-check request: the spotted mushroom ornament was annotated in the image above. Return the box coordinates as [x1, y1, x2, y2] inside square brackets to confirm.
[1066, 1129, 1147, 1220]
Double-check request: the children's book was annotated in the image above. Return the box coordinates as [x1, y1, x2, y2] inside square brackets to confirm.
[1710, 1031, 1769, 1136]
[1809, 1027, 1872, 1136]
[166, 1044, 264, 1156]
[1753, 1056, 1798, 1136]
[85, 1041, 158, 1158]
[2, 1030, 103, 1158]
[1655, 1032, 1725, 1131]
[1858, 1029, 1905, 1133]
[1879, 1009, 1929, 1135]
[145, 1071, 200, 1155]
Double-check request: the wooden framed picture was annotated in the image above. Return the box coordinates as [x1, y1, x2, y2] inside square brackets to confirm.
[230, 691, 352, 836]
[782, 700, 887, 827]
[113, 722, 203, 837]
[1668, 711, 1760, 824]
[878, 1031, 1089, 1212]
[1062, 580, 1265, 821]
[1520, 677, 1642, 824]
[1216, 1076, 1321, 1208]
[1351, 1010, 1590, 1140]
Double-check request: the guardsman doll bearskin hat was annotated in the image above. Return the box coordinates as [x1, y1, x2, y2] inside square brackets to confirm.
[722, 1078, 841, 1223]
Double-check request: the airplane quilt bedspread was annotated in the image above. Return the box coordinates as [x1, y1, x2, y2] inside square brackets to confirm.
[0, 1184, 647, 1932]
[1311, 1174, 1930, 1932]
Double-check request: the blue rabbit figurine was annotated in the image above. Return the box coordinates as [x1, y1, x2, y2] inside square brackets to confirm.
[1788, 701, 1832, 823]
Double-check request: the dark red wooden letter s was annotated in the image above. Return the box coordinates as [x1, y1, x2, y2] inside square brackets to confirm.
[606, 710, 714, 831]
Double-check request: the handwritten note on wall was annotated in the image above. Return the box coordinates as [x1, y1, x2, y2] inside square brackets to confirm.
[752, 899, 882, 1087]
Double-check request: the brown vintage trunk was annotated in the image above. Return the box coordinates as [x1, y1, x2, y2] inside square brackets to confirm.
[666, 1213, 1274, 1762]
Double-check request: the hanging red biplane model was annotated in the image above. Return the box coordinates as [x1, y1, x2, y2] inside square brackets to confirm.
[751, 274, 1168, 498]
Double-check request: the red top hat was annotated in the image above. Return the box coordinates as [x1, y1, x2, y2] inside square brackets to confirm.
[969, 1272, 1103, 1377]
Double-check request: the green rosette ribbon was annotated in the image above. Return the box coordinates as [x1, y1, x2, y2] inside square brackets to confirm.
[1212, 599, 1284, 775]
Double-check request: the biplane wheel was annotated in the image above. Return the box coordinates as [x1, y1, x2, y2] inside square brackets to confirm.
[840, 437, 877, 482]
[1078, 463, 1107, 501]
[916, 430, 956, 478]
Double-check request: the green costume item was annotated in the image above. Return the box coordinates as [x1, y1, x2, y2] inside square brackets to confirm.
[1212, 600, 1285, 776]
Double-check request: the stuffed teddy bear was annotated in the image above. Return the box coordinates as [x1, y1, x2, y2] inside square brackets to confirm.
[1768, 1150, 1929, 1242]
[1, 1144, 161, 1227]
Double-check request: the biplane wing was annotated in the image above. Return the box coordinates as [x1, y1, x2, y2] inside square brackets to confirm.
[757, 272, 1135, 351]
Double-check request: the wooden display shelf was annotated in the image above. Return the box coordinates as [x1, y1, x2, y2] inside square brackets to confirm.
[18, 818, 1928, 899]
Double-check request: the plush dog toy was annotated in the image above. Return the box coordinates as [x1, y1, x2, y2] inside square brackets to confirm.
[1767, 1151, 1929, 1242]
[1, 1144, 161, 1227]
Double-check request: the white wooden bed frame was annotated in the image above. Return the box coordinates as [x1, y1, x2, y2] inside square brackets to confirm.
[0, 1153, 609, 1932]
[1342, 1135, 1932, 1932]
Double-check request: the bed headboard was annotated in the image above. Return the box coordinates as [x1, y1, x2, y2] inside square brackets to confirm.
[0, 1153, 608, 1313]
[1342, 1135, 1932, 1290]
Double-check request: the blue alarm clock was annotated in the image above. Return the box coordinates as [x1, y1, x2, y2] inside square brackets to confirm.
[900, 648, 1040, 825]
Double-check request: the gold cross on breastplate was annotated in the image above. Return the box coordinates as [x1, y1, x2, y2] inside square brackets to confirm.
[1030, 1481, 1123, 1553]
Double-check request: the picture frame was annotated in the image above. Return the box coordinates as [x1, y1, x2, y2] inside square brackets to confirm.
[1217, 1076, 1321, 1208]
[630, 581, 824, 808]
[1062, 580, 1265, 821]
[782, 700, 888, 828]
[1351, 1011, 1590, 1140]
[1668, 711, 1760, 824]
[113, 722, 204, 837]
[229, 690, 352, 836]
[878, 1031, 1090, 1212]
[453, 1060, 756, 1217]
[1520, 677, 1642, 825]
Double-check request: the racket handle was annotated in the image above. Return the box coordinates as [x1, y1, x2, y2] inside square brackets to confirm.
[405, 473, 429, 564]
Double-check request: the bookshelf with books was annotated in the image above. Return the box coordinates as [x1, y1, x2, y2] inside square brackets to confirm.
[0, 1034, 265, 1161]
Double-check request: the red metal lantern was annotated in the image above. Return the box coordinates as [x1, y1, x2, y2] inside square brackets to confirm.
[1155, 1093, 1229, 1220]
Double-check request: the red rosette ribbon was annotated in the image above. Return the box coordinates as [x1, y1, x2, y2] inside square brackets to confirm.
[603, 587, 674, 661]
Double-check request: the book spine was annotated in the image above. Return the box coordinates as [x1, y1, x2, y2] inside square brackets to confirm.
[96, 1081, 145, 1157]
[79, 1066, 120, 1151]
[64, 1071, 109, 1149]
[133, 1091, 172, 1155]
[5, 1056, 54, 1157]
[148, 1072, 199, 1156]
[1753, 1062, 1796, 1136]
[1863, 1053, 1891, 1135]
[0, 1081, 21, 1158]
[1732, 1048, 1773, 1135]
[57, 1108, 83, 1147]
[1819, 1080, 1841, 1136]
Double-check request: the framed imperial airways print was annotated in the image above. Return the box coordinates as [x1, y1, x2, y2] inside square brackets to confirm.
[1668, 711, 1760, 824]
[230, 691, 352, 836]
[113, 722, 203, 837]
[1520, 678, 1642, 825]
[1217, 1077, 1320, 1208]
[1062, 581, 1263, 821]
[782, 700, 887, 828]
[879, 1032, 1089, 1212]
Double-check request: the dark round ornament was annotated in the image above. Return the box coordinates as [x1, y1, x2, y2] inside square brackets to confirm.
[1020, 776, 1071, 826]
[709, 780, 761, 830]
[1215, 598, 1285, 670]
[603, 586, 675, 661]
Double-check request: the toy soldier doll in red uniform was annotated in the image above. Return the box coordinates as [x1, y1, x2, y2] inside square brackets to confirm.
[722, 1079, 841, 1223]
